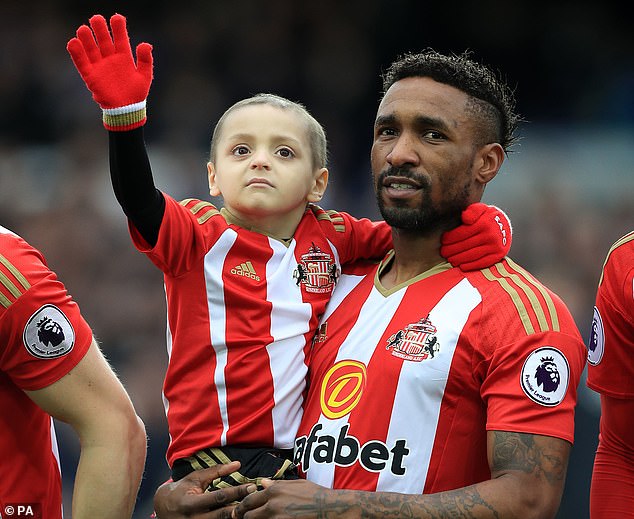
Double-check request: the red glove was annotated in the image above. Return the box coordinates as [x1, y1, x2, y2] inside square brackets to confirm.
[441, 203, 512, 271]
[67, 13, 153, 131]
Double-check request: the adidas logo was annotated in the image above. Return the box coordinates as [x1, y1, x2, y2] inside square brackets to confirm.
[230, 261, 260, 281]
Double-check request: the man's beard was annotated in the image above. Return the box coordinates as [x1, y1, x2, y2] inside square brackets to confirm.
[374, 166, 470, 235]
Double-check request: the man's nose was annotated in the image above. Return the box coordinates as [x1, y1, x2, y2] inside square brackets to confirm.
[386, 134, 420, 167]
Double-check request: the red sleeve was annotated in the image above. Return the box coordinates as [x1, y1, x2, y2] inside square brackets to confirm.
[129, 194, 225, 277]
[0, 231, 93, 391]
[590, 395, 634, 518]
[587, 234, 634, 398]
[312, 206, 393, 265]
[481, 330, 586, 444]
[472, 262, 587, 444]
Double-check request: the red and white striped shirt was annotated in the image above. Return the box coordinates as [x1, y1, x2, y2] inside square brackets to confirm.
[295, 252, 586, 493]
[0, 227, 92, 518]
[130, 195, 391, 465]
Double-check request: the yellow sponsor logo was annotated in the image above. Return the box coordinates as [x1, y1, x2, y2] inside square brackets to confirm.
[320, 360, 367, 419]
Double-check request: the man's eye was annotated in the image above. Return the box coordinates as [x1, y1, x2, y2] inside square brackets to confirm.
[232, 145, 250, 156]
[276, 147, 294, 158]
[378, 127, 397, 137]
[423, 130, 445, 140]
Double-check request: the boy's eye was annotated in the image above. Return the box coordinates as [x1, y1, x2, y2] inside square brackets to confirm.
[276, 147, 294, 158]
[232, 145, 250, 156]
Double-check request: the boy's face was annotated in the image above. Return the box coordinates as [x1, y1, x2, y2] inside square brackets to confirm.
[208, 104, 328, 236]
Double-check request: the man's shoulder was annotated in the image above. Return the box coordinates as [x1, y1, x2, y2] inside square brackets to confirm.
[0, 226, 44, 270]
[467, 257, 579, 338]
[0, 224, 23, 250]
[601, 231, 634, 279]
[0, 227, 50, 315]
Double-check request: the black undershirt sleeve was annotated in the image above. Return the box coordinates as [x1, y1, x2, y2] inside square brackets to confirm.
[108, 127, 165, 247]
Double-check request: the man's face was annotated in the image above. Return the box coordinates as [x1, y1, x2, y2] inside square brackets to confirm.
[370, 76, 483, 235]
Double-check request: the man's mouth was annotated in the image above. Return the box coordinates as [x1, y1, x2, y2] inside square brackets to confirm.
[382, 176, 421, 196]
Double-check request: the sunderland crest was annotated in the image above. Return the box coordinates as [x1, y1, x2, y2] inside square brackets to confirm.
[386, 316, 440, 362]
[293, 243, 338, 294]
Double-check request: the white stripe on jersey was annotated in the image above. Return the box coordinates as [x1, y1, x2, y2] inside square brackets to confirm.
[163, 288, 172, 443]
[204, 229, 239, 445]
[50, 417, 64, 518]
[322, 271, 367, 323]
[308, 284, 407, 488]
[378, 278, 481, 492]
[266, 238, 312, 448]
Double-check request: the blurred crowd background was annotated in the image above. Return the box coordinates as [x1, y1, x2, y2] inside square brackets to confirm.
[1, 1, 632, 517]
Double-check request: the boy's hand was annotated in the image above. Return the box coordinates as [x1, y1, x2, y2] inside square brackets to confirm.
[441, 203, 512, 271]
[67, 13, 153, 130]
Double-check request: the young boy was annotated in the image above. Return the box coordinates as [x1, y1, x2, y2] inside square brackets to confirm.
[67, 14, 512, 490]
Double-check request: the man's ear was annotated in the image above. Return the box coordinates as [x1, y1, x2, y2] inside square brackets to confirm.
[207, 162, 221, 197]
[475, 143, 505, 185]
[307, 167, 329, 203]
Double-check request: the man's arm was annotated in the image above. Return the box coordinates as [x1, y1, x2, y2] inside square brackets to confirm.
[590, 395, 634, 517]
[233, 431, 569, 519]
[26, 338, 147, 519]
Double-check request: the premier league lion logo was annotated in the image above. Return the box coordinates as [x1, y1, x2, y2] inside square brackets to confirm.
[535, 356, 560, 393]
[36, 316, 65, 347]
[23, 304, 75, 359]
[521, 347, 569, 407]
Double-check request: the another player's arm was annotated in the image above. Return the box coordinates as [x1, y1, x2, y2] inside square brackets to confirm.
[233, 430, 569, 519]
[26, 338, 146, 519]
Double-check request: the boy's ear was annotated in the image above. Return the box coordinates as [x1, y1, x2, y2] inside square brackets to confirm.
[207, 162, 221, 197]
[307, 167, 329, 203]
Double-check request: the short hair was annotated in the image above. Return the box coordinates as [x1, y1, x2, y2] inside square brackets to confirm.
[209, 93, 328, 169]
[382, 49, 520, 153]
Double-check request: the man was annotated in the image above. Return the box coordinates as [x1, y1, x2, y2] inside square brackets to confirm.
[587, 231, 634, 518]
[154, 48, 587, 519]
[0, 226, 147, 518]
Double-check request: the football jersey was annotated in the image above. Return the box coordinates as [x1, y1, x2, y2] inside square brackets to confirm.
[0, 227, 92, 518]
[294, 252, 586, 493]
[129, 195, 392, 465]
[587, 231, 634, 398]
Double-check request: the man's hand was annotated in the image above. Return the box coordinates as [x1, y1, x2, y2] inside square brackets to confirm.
[441, 203, 512, 271]
[67, 13, 153, 130]
[154, 462, 257, 519]
[233, 479, 343, 519]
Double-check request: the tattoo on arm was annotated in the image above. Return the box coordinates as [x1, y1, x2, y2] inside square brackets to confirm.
[491, 431, 568, 485]
[275, 433, 568, 518]
[284, 488, 499, 519]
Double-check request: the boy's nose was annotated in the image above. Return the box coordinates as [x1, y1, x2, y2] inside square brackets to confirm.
[250, 149, 271, 170]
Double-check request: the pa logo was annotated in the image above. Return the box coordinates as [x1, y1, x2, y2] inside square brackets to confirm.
[520, 347, 569, 407]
